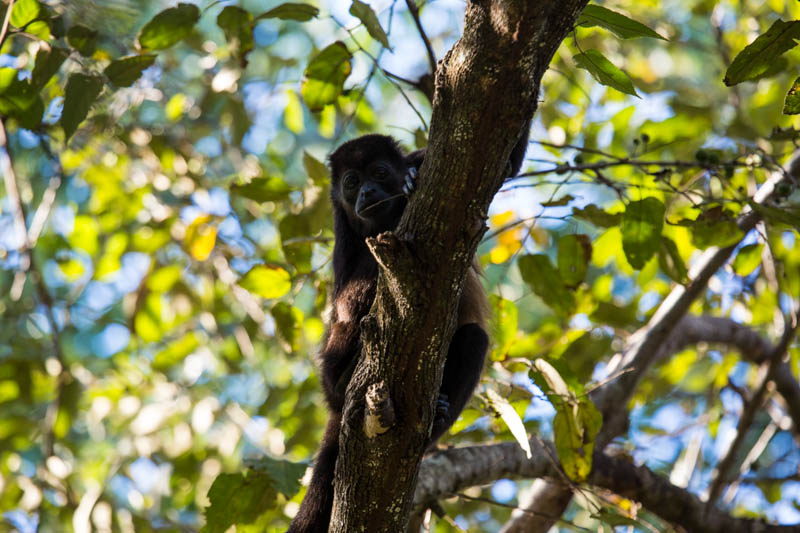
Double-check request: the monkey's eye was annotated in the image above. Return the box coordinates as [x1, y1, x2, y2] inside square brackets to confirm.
[342, 172, 359, 191]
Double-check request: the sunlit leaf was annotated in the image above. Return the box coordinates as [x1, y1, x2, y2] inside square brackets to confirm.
[489, 295, 518, 359]
[577, 5, 666, 40]
[257, 3, 319, 21]
[138, 3, 200, 50]
[66, 25, 98, 56]
[302, 42, 352, 112]
[62, 73, 103, 142]
[349, 0, 390, 49]
[487, 388, 531, 459]
[284, 90, 305, 133]
[784, 77, 800, 115]
[732, 243, 763, 276]
[724, 20, 800, 86]
[10, 0, 39, 28]
[621, 197, 664, 269]
[687, 206, 743, 249]
[518, 254, 575, 317]
[104, 55, 156, 87]
[574, 50, 638, 96]
[240, 265, 291, 299]
[185, 216, 218, 261]
[154, 332, 200, 369]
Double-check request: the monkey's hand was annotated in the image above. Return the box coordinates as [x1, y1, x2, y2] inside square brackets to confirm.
[431, 393, 450, 437]
[402, 167, 418, 196]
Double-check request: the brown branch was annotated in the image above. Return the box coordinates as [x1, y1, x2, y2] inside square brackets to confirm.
[706, 310, 799, 505]
[416, 441, 798, 532]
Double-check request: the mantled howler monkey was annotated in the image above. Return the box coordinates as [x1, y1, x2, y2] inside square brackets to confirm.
[288, 127, 529, 533]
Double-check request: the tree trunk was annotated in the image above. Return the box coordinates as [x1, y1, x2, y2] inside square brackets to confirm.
[328, 1, 590, 531]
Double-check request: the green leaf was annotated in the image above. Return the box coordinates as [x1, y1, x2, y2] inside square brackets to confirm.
[257, 3, 319, 21]
[230, 177, 292, 202]
[784, 77, 800, 115]
[518, 254, 575, 317]
[687, 206, 744, 248]
[154, 332, 201, 370]
[66, 25, 98, 56]
[217, 6, 255, 67]
[239, 265, 292, 299]
[0, 73, 43, 129]
[349, 0, 390, 49]
[724, 20, 800, 86]
[541, 194, 575, 207]
[204, 472, 277, 533]
[487, 389, 531, 459]
[10, 0, 39, 28]
[751, 203, 800, 230]
[61, 73, 103, 142]
[572, 204, 621, 228]
[557, 234, 591, 288]
[247, 455, 307, 498]
[552, 397, 601, 481]
[138, 3, 200, 51]
[621, 197, 664, 269]
[577, 5, 666, 40]
[574, 50, 638, 97]
[31, 46, 68, 89]
[489, 295, 518, 359]
[271, 302, 303, 352]
[658, 236, 687, 283]
[532, 360, 601, 482]
[302, 42, 352, 112]
[303, 151, 330, 184]
[104, 55, 156, 87]
[732, 243, 763, 276]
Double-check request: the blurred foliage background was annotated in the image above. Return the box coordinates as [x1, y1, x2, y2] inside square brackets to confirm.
[0, 0, 799, 531]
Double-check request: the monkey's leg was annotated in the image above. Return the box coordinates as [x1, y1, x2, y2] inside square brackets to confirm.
[287, 412, 341, 533]
[429, 323, 488, 444]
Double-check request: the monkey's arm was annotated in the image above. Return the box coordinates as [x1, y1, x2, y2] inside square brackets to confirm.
[429, 323, 489, 444]
[319, 320, 361, 412]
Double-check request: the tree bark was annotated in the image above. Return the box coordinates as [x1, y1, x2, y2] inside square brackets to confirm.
[328, 1, 589, 531]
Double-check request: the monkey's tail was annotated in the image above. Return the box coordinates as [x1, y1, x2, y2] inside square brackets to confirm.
[287, 412, 341, 533]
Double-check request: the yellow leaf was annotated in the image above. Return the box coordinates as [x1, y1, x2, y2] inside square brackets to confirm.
[185, 216, 217, 261]
[240, 265, 291, 299]
[166, 93, 186, 121]
[284, 90, 304, 134]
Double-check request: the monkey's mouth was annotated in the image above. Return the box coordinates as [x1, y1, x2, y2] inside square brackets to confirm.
[357, 193, 404, 217]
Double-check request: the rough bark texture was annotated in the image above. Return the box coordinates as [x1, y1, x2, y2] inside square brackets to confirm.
[328, 1, 589, 531]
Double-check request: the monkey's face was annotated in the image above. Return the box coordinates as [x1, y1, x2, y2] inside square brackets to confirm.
[337, 160, 407, 236]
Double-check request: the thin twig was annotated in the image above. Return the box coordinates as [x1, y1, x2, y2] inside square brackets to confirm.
[405, 0, 437, 73]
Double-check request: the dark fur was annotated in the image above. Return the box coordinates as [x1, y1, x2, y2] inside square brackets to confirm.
[288, 127, 528, 533]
